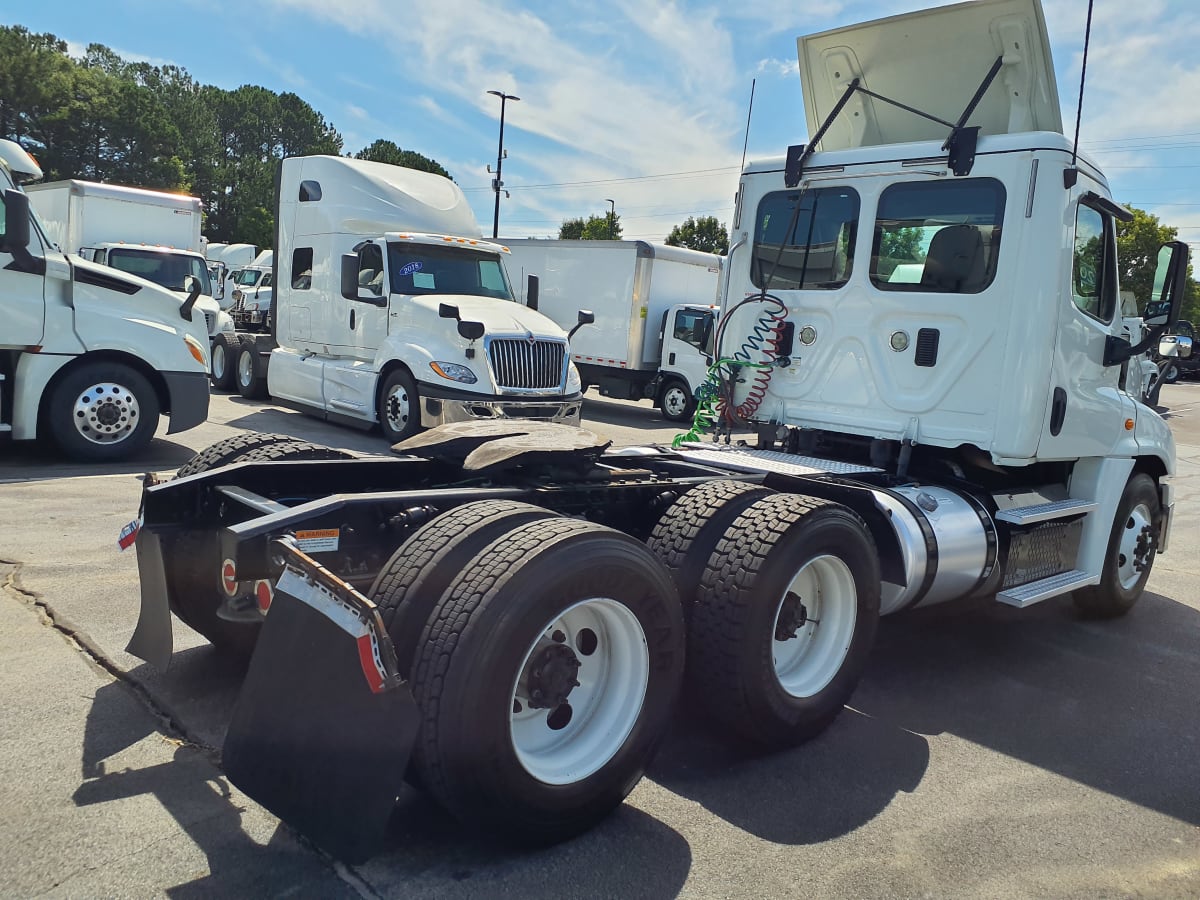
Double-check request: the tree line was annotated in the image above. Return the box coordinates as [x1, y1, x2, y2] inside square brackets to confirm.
[0, 25, 447, 247]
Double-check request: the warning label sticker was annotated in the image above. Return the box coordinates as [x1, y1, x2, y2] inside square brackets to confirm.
[295, 528, 340, 552]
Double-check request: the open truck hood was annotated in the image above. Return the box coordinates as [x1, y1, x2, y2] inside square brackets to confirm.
[797, 0, 1062, 152]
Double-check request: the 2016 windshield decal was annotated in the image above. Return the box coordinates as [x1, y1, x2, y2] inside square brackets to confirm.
[399, 261, 423, 276]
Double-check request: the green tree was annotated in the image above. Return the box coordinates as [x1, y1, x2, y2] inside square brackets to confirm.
[559, 212, 621, 240]
[879, 226, 924, 263]
[665, 215, 728, 254]
[354, 139, 450, 179]
[1116, 205, 1199, 321]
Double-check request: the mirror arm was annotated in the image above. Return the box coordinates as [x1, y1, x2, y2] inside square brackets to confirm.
[1104, 321, 1169, 367]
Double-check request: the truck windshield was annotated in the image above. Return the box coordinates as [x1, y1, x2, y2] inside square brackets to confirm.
[234, 268, 263, 287]
[108, 248, 213, 295]
[387, 243, 514, 300]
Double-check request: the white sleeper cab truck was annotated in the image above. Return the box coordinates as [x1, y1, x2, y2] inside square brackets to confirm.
[124, 0, 1187, 863]
[504, 238, 722, 422]
[235, 155, 584, 439]
[26, 180, 233, 345]
[0, 141, 210, 460]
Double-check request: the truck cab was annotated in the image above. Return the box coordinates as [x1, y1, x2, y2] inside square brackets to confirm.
[0, 141, 211, 460]
[266, 155, 583, 441]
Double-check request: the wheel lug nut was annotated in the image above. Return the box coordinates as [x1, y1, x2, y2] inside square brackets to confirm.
[551, 630, 566, 643]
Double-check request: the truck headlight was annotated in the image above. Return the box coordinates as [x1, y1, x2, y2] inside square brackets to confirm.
[566, 361, 582, 393]
[430, 361, 478, 384]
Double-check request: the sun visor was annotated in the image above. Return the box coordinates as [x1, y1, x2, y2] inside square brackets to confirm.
[797, 0, 1062, 152]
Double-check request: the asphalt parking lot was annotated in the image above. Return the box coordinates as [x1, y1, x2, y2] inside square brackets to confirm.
[1, 386, 1198, 898]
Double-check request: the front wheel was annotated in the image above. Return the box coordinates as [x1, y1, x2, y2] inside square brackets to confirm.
[409, 517, 685, 844]
[1073, 473, 1162, 619]
[378, 368, 421, 443]
[1161, 361, 1180, 384]
[47, 362, 160, 461]
[658, 378, 695, 422]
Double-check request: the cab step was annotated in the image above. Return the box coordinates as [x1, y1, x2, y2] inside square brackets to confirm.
[996, 569, 1098, 608]
[995, 498, 1097, 525]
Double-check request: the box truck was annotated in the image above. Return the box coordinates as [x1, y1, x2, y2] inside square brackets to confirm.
[126, 0, 1187, 861]
[503, 239, 722, 421]
[0, 141, 210, 460]
[224, 156, 586, 439]
[26, 180, 234, 343]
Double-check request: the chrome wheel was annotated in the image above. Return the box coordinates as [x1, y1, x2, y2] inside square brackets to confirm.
[1117, 500, 1155, 591]
[385, 382, 412, 433]
[70, 382, 141, 446]
[237, 349, 254, 388]
[510, 597, 649, 785]
[771, 554, 858, 698]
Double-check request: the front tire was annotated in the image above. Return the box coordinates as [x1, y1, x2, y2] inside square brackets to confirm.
[378, 368, 421, 443]
[409, 517, 685, 844]
[1073, 473, 1161, 619]
[1162, 361, 1180, 384]
[47, 362, 160, 461]
[688, 494, 881, 748]
[658, 378, 695, 422]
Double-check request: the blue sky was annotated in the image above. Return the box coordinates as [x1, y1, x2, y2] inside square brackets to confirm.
[8, 0, 1199, 251]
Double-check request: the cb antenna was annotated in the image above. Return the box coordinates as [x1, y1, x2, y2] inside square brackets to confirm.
[1064, 0, 1095, 188]
[740, 78, 756, 172]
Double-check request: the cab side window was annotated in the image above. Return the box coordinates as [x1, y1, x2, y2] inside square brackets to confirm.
[291, 247, 313, 290]
[672, 309, 712, 352]
[1072, 205, 1115, 322]
[356, 243, 384, 296]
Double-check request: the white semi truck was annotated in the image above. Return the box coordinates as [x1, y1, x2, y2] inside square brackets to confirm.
[125, 0, 1187, 862]
[26, 180, 234, 344]
[0, 141, 211, 460]
[503, 238, 722, 421]
[225, 156, 585, 439]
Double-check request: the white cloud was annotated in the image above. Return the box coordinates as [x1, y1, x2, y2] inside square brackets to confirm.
[756, 57, 797, 78]
[345, 104, 369, 121]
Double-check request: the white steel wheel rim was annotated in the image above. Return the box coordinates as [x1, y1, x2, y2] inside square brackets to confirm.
[509, 597, 649, 786]
[1117, 501, 1154, 590]
[771, 555, 857, 698]
[71, 382, 140, 445]
[237, 351, 254, 387]
[663, 386, 689, 417]
[385, 383, 411, 433]
[212, 342, 227, 379]
[1165, 364, 1178, 380]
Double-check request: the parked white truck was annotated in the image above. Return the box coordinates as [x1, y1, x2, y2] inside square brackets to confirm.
[26, 180, 234, 344]
[207, 242, 258, 307]
[125, 0, 1187, 862]
[227, 156, 585, 440]
[0, 141, 210, 460]
[503, 238, 722, 421]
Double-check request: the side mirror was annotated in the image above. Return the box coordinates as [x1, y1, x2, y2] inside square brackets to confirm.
[568, 309, 595, 341]
[340, 254, 359, 300]
[458, 320, 486, 341]
[1104, 241, 1190, 366]
[527, 274, 539, 311]
[1144, 241, 1189, 327]
[179, 279, 201, 322]
[1, 189, 30, 254]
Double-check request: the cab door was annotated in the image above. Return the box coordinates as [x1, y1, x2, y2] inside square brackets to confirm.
[1037, 194, 1125, 458]
[1, 190, 46, 345]
[348, 241, 387, 360]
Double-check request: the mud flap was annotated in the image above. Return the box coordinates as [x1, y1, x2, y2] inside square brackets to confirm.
[222, 541, 416, 864]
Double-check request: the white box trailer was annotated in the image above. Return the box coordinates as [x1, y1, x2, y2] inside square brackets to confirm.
[26, 180, 232, 342]
[503, 239, 722, 420]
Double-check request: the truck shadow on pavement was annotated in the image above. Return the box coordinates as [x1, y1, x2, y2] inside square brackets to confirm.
[654, 590, 1200, 843]
[0, 436, 197, 480]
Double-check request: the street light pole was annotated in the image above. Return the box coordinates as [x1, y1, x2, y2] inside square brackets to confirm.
[605, 198, 616, 240]
[487, 90, 519, 239]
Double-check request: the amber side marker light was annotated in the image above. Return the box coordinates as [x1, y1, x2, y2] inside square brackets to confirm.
[1125, 419, 1135, 431]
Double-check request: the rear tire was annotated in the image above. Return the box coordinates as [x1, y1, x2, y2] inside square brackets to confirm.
[47, 361, 160, 462]
[165, 439, 354, 657]
[235, 343, 270, 400]
[1073, 473, 1161, 619]
[210, 333, 239, 392]
[409, 518, 684, 844]
[369, 500, 559, 676]
[646, 479, 775, 610]
[688, 493, 880, 748]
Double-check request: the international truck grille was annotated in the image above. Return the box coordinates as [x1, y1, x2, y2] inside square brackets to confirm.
[488, 339, 565, 390]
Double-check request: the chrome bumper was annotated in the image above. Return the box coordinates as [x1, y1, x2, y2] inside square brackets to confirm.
[420, 397, 582, 428]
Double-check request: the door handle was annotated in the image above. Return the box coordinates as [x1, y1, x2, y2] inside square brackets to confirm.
[350, 309, 356, 330]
